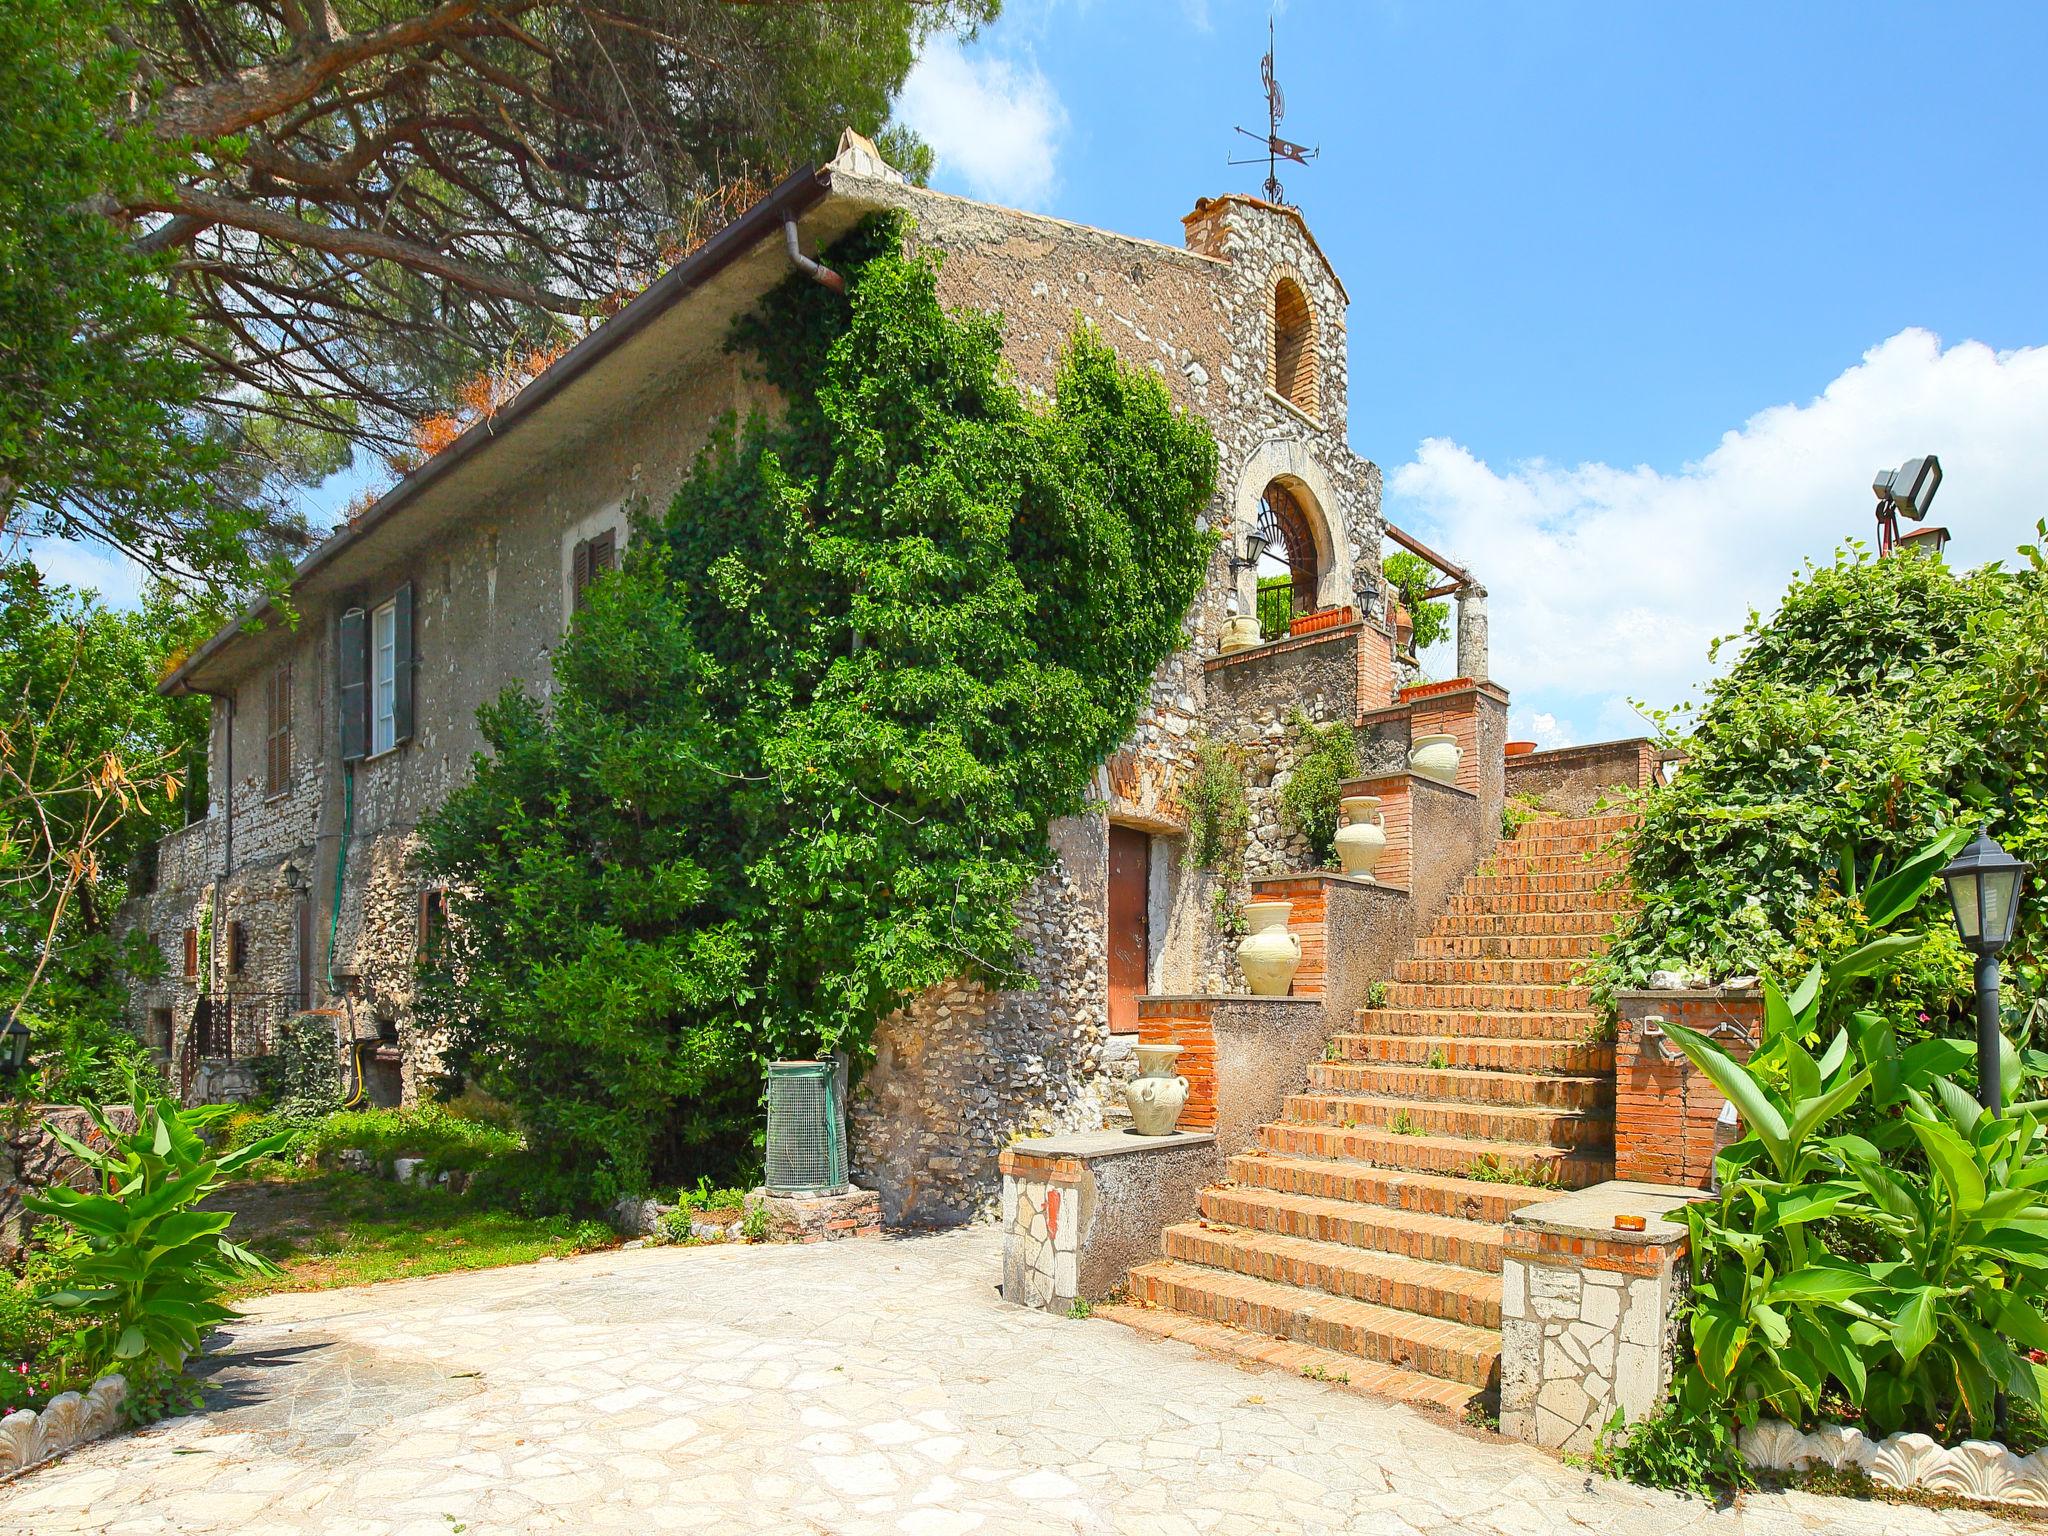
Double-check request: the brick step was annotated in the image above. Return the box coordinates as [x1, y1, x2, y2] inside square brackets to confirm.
[1415, 933, 1611, 960]
[1197, 1184, 1506, 1273]
[1258, 1121, 1614, 1187]
[1331, 1034, 1614, 1076]
[1393, 956, 1593, 986]
[1096, 1304, 1483, 1414]
[1283, 1092, 1614, 1149]
[1457, 872, 1621, 897]
[1125, 1261, 1501, 1388]
[1165, 1221, 1502, 1327]
[1509, 814, 1639, 840]
[1430, 911, 1621, 938]
[1227, 1151, 1565, 1224]
[1445, 891, 1634, 917]
[1484, 848, 1628, 871]
[1383, 981, 1594, 1011]
[1306, 1061, 1613, 1112]
[1355, 1008, 1597, 1041]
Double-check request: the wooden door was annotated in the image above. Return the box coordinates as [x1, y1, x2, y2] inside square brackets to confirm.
[1107, 825, 1150, 1035]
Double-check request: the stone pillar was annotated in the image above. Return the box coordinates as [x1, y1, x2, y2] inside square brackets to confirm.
[1499, 1182, 1695, 1453]
[1455, 582, 1489, 683]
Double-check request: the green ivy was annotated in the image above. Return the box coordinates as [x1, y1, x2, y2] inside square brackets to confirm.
[1278, 710, 1358, 867]
[415, 218, 1218, 1201]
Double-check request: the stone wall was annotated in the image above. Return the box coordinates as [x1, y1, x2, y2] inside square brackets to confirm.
[1498, 1183, 1695, 1454]
[2, 1106, 138, 1260]
[1506, 738, 1657, 818]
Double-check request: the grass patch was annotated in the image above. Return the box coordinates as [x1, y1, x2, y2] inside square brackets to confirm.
[205, 1173, 616, 1299]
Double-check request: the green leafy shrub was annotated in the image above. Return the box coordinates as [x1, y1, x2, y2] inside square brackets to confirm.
[414, 216, 1219, 1204]
[295, 1104, 521, 1174]
[1256, 573, 1292, 641]
[24, 1084, 287, 1410]
[1591, 1399, 1745, 1497]
[1278, 711, 1359, 867]
[1384, 551, 1451, 652]
[1597, 540, 2048, 1012]
[1185, 735, 1250, 873]
[250, 1012, 344, 1117]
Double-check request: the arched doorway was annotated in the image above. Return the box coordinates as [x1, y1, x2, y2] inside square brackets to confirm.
[1254, 479, 1320, 639]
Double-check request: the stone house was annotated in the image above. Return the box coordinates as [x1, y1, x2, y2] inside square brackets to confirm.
[118, 132, 1493, 1224]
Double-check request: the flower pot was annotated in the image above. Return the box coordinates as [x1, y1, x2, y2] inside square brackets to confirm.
[1124, 1043, 1190, 1135]
[1237, 900, 1301, 996]
[1409, 733, 1462, 786]
[1334, 795, 1387, 881]
[1218, 614, 1262, 655]
[1505, 740, 1537, 758]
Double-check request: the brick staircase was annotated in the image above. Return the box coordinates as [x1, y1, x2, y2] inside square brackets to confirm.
[1103, 811, 1635, 1413]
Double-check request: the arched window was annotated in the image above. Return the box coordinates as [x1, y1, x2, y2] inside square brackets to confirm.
[1270, 276, 1317, 416]
[1253, 480, 1320, 638]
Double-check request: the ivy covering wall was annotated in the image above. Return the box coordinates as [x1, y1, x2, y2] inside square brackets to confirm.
[415, 217, 1218, 1202]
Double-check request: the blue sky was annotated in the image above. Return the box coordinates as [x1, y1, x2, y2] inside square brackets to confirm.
[899, 0, 2048, 744]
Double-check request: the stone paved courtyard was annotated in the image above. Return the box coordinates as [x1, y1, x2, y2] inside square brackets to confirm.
[0, 1227, 2028, 1535]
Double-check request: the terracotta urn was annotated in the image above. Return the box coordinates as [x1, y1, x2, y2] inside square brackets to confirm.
[1409, 732, 1462, 786]
[1505, 740, 1537, 758]
[1334, 795, 1387, 881]
[1219, 614, 1263, 654]
[1124, 1043, 1190, 1136]
[1237, 899, 1300, 996]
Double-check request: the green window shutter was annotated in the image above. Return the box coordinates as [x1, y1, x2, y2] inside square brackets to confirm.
[338, 605, 368, 762]
[392, 581, 415, 746]
[571, 538, 591, 612]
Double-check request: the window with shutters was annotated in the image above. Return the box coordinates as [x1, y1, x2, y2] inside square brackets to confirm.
[418, 887, 448, 961]
[571, 527, 619, 612]
[182, 927, 198, 977]
[265, 662, 292, 798]
[371, 598, 398, 755]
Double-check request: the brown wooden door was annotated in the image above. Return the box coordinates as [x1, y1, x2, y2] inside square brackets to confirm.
[1107, 825, 1150, 1035]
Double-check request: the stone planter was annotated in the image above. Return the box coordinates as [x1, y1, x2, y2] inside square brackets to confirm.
[0, 1373, 126, 1481]
[1218, 615, 1262, 655]
[1408, 732, 1462, 786]
[1333, 795, 1387, 881]
[1236, 900, 1300, 997]
[1505, 740, 1537, 758]
[1123, 1043, 1190, 1136]
[1741, 1419, 2048, 1507]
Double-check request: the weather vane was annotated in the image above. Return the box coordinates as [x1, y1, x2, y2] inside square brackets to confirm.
[1230, 16, 1318, 205]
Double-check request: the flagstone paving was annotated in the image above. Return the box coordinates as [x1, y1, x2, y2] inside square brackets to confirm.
[0, 1226, 2025, 1535]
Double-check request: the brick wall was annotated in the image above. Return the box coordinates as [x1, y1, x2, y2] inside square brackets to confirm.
[1613, 989, 1762, 1188]
[1135, 997, 1217, 1131]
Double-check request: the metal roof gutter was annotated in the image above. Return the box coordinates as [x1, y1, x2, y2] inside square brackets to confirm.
[161, 163, 834, 696]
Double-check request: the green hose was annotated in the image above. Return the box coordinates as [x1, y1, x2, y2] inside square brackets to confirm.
[326, 766, 354, 997]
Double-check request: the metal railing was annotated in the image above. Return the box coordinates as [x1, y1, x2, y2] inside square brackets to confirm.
[175, 990, 300, 1101]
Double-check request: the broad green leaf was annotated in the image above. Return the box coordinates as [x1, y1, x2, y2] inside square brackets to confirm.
[1826, 932, 1926, 984]
[1861, 826, 1973, 926]
[1665, 1019, 1792, 1172]
[1894, 1288, 1940, 1367]
[1767, 1263, 1879, 1304]
[1908, 1115, 1988, 1215]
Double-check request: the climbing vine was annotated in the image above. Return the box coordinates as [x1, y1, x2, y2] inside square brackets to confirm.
[415, 217, 1219, 1200]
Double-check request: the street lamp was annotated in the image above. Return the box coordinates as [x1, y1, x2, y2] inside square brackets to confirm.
[1940, 828, 2030, 1113]
[0, 1015, 31, 1076]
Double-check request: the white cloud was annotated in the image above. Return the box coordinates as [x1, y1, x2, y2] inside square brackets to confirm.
[18, 536, 148, 609]
[896, 37, 1067, 210]
[1512, 711, 1576, 751]
[1385, 329, 2048, 743]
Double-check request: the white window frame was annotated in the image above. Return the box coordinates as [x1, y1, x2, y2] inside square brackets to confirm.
[371, 598, 397, 756]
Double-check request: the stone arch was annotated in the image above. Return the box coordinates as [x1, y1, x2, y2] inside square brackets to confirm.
[1269, 272, 1318, 417]
[1230, 439, 1350, 618]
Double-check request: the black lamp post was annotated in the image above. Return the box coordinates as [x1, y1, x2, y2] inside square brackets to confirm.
[1940, 829, 2030, 1114]
[0, 1014, 30, 1077]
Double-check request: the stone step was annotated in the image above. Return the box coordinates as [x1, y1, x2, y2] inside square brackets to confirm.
[1430, 911, 1621, 938]
[1125, 1260, 1502, 1388]
[1393, 956, 1593, 986]
[1383, 980, 1594, 1012]
[1283, 1091, 1613, 1149]
[1165, 1220, 1502, 1327]
[1258, 1120, 1614, 1187]
[1096, 1303, 1484, 1414]
[1197, 1184, 1507, 1273]
[1330, 1034, 1615, 1076]
[1227, 1150, 1565, 1224]
[1306, 1061, 1613, 1112]
[1356, 1008, 1598, 1041]
[1416, 932, 1610, 960]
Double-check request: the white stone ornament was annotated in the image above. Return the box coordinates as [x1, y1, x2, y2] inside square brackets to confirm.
[1236, 900, 1300, 996]
[1123, 1043, 1189, 1136]
[1333, 795, 1386, 880]
[1739, 1417, 2048, 1507]
[0, 1373, 127, 1480]
[1407, 733, 1461, 786]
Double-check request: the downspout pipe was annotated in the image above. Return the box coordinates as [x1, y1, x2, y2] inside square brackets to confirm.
[783, 216, 844, 293]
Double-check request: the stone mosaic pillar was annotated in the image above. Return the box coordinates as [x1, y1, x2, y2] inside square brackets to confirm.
[1498, 1183, 1695, 1454]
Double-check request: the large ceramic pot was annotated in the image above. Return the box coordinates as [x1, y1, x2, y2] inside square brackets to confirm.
[1237, 899, 1301, 996]
[1333, 795, 1387, 881]
[1409, 732, 1462, 786]
[1124, 1043, 1190, 1136]
[1218, 614, 1263, 655]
